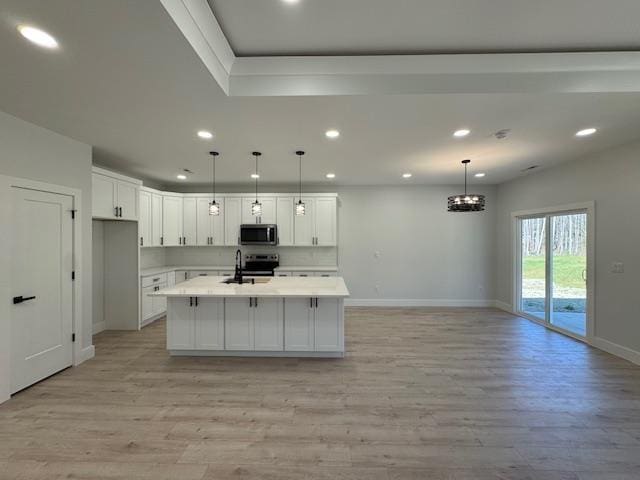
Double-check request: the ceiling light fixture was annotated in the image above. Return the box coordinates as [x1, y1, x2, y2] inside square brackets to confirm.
[326, 173, 336, 179]
[17, 25, 58, 49]
[208, 151, 220, 216]
[325, 129, 340, 139]
[197, 130, 213, 139]
[575, 127, 597, 137]
[474, 172, 486, 178]
[282, 0, 300, 4]
[295, 151, 306, 216]
[250, 173, 260, 179]
[402, 173, 412, 178]
[448, 160, 486, 212]
[251, 152, 262, 216]
[453, 129, 470, 138]
[177, 174, 187, 180]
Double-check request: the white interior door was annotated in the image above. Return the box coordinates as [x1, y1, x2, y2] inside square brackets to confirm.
[10, 187, 73, 394]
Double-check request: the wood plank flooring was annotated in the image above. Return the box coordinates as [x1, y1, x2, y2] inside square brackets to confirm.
[1, 307, 640, 479]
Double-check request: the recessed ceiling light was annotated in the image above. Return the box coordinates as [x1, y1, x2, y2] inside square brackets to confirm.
[325, 129, 340, 139]
[177, 174, 187, 180]
[402, 173, 412, 178]
[197, 130, 213, 139]
[575, 127, 597, 137]
[17, 25, 58, 49]
[474, 173, 486, 178]
[326, 173, 336, 179]
[282, 0, 300, 3]
[250, 173, 260, 179]
[453, 129, 470, 138]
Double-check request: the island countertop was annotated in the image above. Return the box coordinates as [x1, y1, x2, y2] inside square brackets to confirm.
[150, 275, 350, 298]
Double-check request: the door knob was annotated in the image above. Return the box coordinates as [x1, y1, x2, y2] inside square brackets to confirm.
[13, 295, 36, 304]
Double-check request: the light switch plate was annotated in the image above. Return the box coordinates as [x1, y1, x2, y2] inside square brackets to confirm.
[611, 262, 624, 274]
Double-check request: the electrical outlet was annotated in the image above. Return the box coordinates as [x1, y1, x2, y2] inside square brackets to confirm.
[611, 262, 624, 274]
[374, 251, 381, 259]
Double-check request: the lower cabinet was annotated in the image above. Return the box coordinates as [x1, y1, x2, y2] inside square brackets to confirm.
[284, 297, 342, 351]
[166, 296, 342, 353]
[141, 284, 167, 323]
[167, 297, 224, 350]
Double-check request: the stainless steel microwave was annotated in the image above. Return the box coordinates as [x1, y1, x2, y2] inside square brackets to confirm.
[240, 224, 278, 245]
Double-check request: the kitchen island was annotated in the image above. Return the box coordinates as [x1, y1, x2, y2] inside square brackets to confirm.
[151, 275, 349, 357]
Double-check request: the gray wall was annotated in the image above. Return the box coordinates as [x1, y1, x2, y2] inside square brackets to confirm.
[337, 185, 496, 304]
[495, 139, 640, 354]
[0, 110, 93, 350]
[92, 221, 104, 333]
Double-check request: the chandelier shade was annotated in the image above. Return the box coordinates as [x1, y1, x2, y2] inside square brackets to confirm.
[448, 159, 486, 212]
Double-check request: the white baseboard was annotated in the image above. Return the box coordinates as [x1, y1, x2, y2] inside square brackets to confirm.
[92, 321, 106, 335]
[344, 299, 496, 307]
[493, 300, 514, 313]
[75, 345, 95, 365]
[591, 336, 640, 366]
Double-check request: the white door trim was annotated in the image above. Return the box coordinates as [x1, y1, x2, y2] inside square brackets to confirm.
[510, 201, 595, 344]
[0, 174, 87, 403]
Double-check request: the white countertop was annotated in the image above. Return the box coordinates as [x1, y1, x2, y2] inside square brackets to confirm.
[141, 265, 338, 277]
[274, 266, 338, 272]
[150, 275, 350, 298]
[140, 266, 234, 277]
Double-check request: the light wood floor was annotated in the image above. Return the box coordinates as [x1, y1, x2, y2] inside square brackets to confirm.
[2, 307, 640, 479]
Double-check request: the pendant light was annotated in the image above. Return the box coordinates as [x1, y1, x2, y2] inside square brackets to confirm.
[208, 151, 220, 215]
[295, 150, 305, 216]
[448, 159, 486, 212]
[251, 151, 262, 216]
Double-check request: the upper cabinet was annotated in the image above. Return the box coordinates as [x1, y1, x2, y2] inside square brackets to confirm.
[293, 197, 337, 246]
[162, 194, 183, 246]
[92, 167, 141, 220]
[136, 188, 337, 248]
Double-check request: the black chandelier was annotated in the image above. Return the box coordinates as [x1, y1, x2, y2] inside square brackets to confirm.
[447, 159, 486, 212]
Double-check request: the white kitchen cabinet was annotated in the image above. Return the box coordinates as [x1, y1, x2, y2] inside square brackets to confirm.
[167, 297, 224, 350]
[284, 298, 315, 351]
[195, 298, 224, 350]
[276, 197, 294, 246]
[167, 271, 176, 287]
[224, 297, 254, 350]
[139, 190, 151, 247]
[175, 270, 190, 283]
[293, 196, 315, 246]
[242, 197, 276, 225]
[92, 168, 140, 220]
[253, 298, 284, 351]
[182, 197, 197, 246]
[162, 194, 183, 246]
[314, 298, 343, 351]
[151, 193, 163, 246]
[196, 197, 225, 246]
[224, 197, 242, 245]
[141, 280, 167, 324]
[141, 285, 155, 322]
[190, 270, 217, 277]
[117, 181, 138, 221]
[315, 197, 337, 246]
[167, 297, 194, 350]
[140, 189, 164, 247]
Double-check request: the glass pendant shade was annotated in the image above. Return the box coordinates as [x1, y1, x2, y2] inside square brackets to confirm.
[208, 151, 221, 215]
[251, 200, 262, 216]
[448, 159, 486, 212]
[209, 200, 220, 216]
[295, 150, 306, 216]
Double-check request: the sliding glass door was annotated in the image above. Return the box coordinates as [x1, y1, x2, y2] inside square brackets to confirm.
[517, 209, 589, 338]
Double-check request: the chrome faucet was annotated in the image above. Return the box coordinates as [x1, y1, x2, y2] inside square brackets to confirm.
[234, 249, 243, 284]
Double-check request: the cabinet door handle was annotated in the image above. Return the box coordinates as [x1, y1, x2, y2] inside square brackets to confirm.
[114, 206, 118, 217]
[140, 237, 143, 246]
[249, 297, 253, 307]
[255, 297, 258, 307]
[160, 236, 164, 246]
[315, 297, 318, 308]
[189, 297, 193, 307]
[310, 297, 313, 308]
[183, 236, 186, 245]
[195, 297, 198, 307]
[119, 207, 123, 217]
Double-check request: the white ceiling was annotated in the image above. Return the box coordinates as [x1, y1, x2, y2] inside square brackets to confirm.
[209, 0, 640, 56]
[1, 1, 640, 188]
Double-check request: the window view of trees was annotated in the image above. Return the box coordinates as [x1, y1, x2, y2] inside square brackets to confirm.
[521, 214, 587, 256]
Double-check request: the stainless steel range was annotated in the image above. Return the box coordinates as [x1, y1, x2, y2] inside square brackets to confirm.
[243, 254, 279, 276]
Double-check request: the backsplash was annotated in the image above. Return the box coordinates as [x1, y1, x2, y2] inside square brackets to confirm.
[139, 247, 167, 269]
[139, 246, 338, 268]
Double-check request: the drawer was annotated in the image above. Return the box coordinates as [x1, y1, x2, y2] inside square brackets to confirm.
[219, 271, 234, 277]
[316, 272, 337, 277]
[292, 271, 315, 277]
[142, 273, 168, 287]
[190, 270, 218, 277]
[275, 271, 292, 277]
